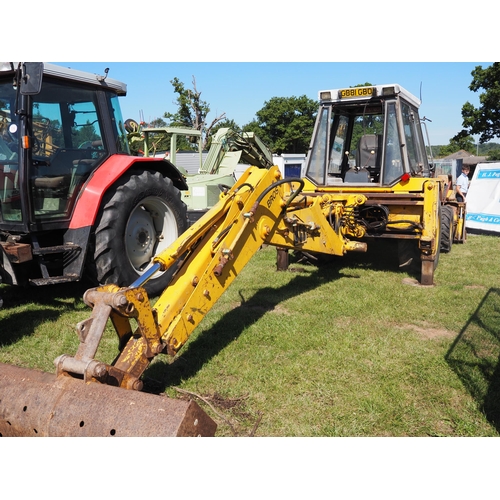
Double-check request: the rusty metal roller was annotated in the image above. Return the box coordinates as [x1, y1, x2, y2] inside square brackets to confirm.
[0, 363, 216, 437]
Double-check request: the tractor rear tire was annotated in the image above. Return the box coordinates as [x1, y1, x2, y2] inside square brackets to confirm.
[90, 170, 188, 297]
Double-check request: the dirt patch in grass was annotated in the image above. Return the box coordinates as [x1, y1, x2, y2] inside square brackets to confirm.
[401, 323, 456, 340]
[175, 389, 262, 436]
[270, 304, 291, 315]
[209, 392, 249, 411]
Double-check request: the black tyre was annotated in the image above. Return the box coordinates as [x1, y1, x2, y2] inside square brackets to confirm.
[433, 203, 442, 270]
[440, 204, 454, 253]
[124, 119, 140, 133]
[397, 239, 420, 272]
[90, 170, 188, 297]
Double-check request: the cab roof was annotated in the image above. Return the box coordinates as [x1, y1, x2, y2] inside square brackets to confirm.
[0, 62, 127, 96]
[43, 63, 127, 95]
[318, 84, 421, 108]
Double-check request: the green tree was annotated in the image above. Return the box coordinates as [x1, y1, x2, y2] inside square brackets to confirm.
[243, 95, 317, 154]
[487, 149, 500, 161]
[163, 76, 225, 149]
[149, 117, 167, 128]
[207, 118, 241, 148]
[211, 118, 241, 134]
[439, 135, 476, 157]
[73, 120, 101, 146]
[454, 63, 500, 144]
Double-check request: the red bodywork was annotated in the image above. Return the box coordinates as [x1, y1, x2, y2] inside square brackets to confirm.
[69, 155, 182, 229]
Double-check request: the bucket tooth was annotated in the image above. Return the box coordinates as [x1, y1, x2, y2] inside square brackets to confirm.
[0, 363, 216, 437]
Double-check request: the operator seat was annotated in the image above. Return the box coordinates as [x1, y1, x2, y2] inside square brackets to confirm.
[353, 134, 382, 182]
[344, 167, 370, 182]
[344, 134, 381, 183]
[32, 147, 100, 214]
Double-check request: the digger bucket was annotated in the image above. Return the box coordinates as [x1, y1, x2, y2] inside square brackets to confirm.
[0, 363, 217, 437]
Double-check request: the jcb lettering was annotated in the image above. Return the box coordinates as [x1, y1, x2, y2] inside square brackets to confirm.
[267, 187, 279, 208]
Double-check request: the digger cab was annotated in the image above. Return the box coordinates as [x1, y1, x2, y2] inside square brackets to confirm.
[304, 84, 431, 187]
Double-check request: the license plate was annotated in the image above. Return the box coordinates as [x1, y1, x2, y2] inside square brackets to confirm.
[339, 87, 375, 99]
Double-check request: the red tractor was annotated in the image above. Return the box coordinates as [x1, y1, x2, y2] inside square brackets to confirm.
[0, 62, 189, 297]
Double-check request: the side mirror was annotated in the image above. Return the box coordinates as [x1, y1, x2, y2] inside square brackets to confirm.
[20, 62, 43, 95]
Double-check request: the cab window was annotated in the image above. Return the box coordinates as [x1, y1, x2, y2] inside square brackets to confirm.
[30, 81, 107, 220]
[382, 102, 403, 185]
[401, 101, 426, 175]
[306, 106, 330, 185]
[0, 83, 20, 222]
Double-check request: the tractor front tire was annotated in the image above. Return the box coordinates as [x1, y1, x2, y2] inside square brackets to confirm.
[91, 170, 188, 297]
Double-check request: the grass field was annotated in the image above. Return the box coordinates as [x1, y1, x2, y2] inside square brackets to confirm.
[1, 233, 500, 437]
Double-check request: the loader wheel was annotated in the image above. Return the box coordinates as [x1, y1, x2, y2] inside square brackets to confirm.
[440, 205, 454, 253]
[91, 170, 188, 297]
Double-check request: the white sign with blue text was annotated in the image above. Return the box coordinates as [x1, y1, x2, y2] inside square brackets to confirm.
[465, 162, 500, 233]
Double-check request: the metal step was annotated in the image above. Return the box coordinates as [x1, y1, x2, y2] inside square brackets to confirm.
[29, 274, 80, 286]
[29, 238, 83, 282]
[31, 243, 81, 255]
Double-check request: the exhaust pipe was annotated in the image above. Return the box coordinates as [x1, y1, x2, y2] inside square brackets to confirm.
[0, 363, 216, 437]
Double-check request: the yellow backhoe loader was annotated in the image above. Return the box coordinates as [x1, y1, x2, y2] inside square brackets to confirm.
[0, 78, 465, 436]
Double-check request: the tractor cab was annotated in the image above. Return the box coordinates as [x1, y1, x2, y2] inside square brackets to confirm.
[0, 62, 187, 291]
[304, 84, 431, 187]
[0, 62, 129, 231]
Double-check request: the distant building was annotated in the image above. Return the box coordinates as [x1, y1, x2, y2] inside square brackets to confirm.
[272, 154, 307, 178]
[172, 151, 209, 174]
[440, 150, 488, 177]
